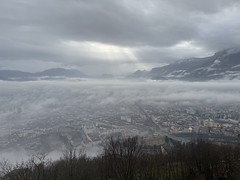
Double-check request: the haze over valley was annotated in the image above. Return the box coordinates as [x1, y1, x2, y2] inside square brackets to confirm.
[0, 79, 240, 161]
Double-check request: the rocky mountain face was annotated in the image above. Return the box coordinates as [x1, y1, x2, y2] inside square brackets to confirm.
[132, 48, 240, 81]
[0, 68, 86, 81]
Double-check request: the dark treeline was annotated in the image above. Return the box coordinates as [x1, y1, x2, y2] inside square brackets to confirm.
[1, 137, 240, 180]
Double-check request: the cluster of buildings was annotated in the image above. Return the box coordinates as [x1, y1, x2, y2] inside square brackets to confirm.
[0, 103, 239, 155]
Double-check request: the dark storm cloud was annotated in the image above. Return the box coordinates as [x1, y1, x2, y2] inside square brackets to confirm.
[0, 0, 240, 73]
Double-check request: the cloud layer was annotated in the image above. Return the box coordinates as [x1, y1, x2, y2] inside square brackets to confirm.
[1, 0, 240, 74]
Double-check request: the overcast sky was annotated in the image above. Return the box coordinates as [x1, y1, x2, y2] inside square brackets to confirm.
[1, 0, 240, 75]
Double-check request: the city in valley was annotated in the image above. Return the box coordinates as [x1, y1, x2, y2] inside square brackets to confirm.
[0, 79, 239, 161]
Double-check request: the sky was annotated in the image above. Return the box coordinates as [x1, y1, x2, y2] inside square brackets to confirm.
[1, 0, 240, 75]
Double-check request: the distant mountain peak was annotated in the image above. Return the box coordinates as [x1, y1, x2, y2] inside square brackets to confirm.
[214, 48, 240, 57]
[130, 48, 240, 81]
[37, 68, 86, 77]
[127, 69, 149, 79]
[0, 68, 87, 81]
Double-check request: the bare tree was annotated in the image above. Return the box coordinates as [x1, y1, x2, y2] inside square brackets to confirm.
[102, 136, 143, 180]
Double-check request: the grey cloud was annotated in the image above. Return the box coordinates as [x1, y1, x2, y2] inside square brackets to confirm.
[1, 0, 240, 73]
[168, 0, 238, 14]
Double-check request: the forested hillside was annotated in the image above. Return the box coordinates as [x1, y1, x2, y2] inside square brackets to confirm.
[1, 137, 240, 180]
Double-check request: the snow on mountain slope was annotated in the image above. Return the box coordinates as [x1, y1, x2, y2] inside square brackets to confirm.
[148, 48, 240, 81]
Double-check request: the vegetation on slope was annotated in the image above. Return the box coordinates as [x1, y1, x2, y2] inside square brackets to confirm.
[1, 137, 240, 180]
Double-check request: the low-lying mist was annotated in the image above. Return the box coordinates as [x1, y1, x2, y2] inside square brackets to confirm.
[0, 79, 240, 162]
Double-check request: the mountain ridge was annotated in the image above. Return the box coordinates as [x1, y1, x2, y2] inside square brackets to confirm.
[131, 48, 240, 81]
[0, 68, 87, 81]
